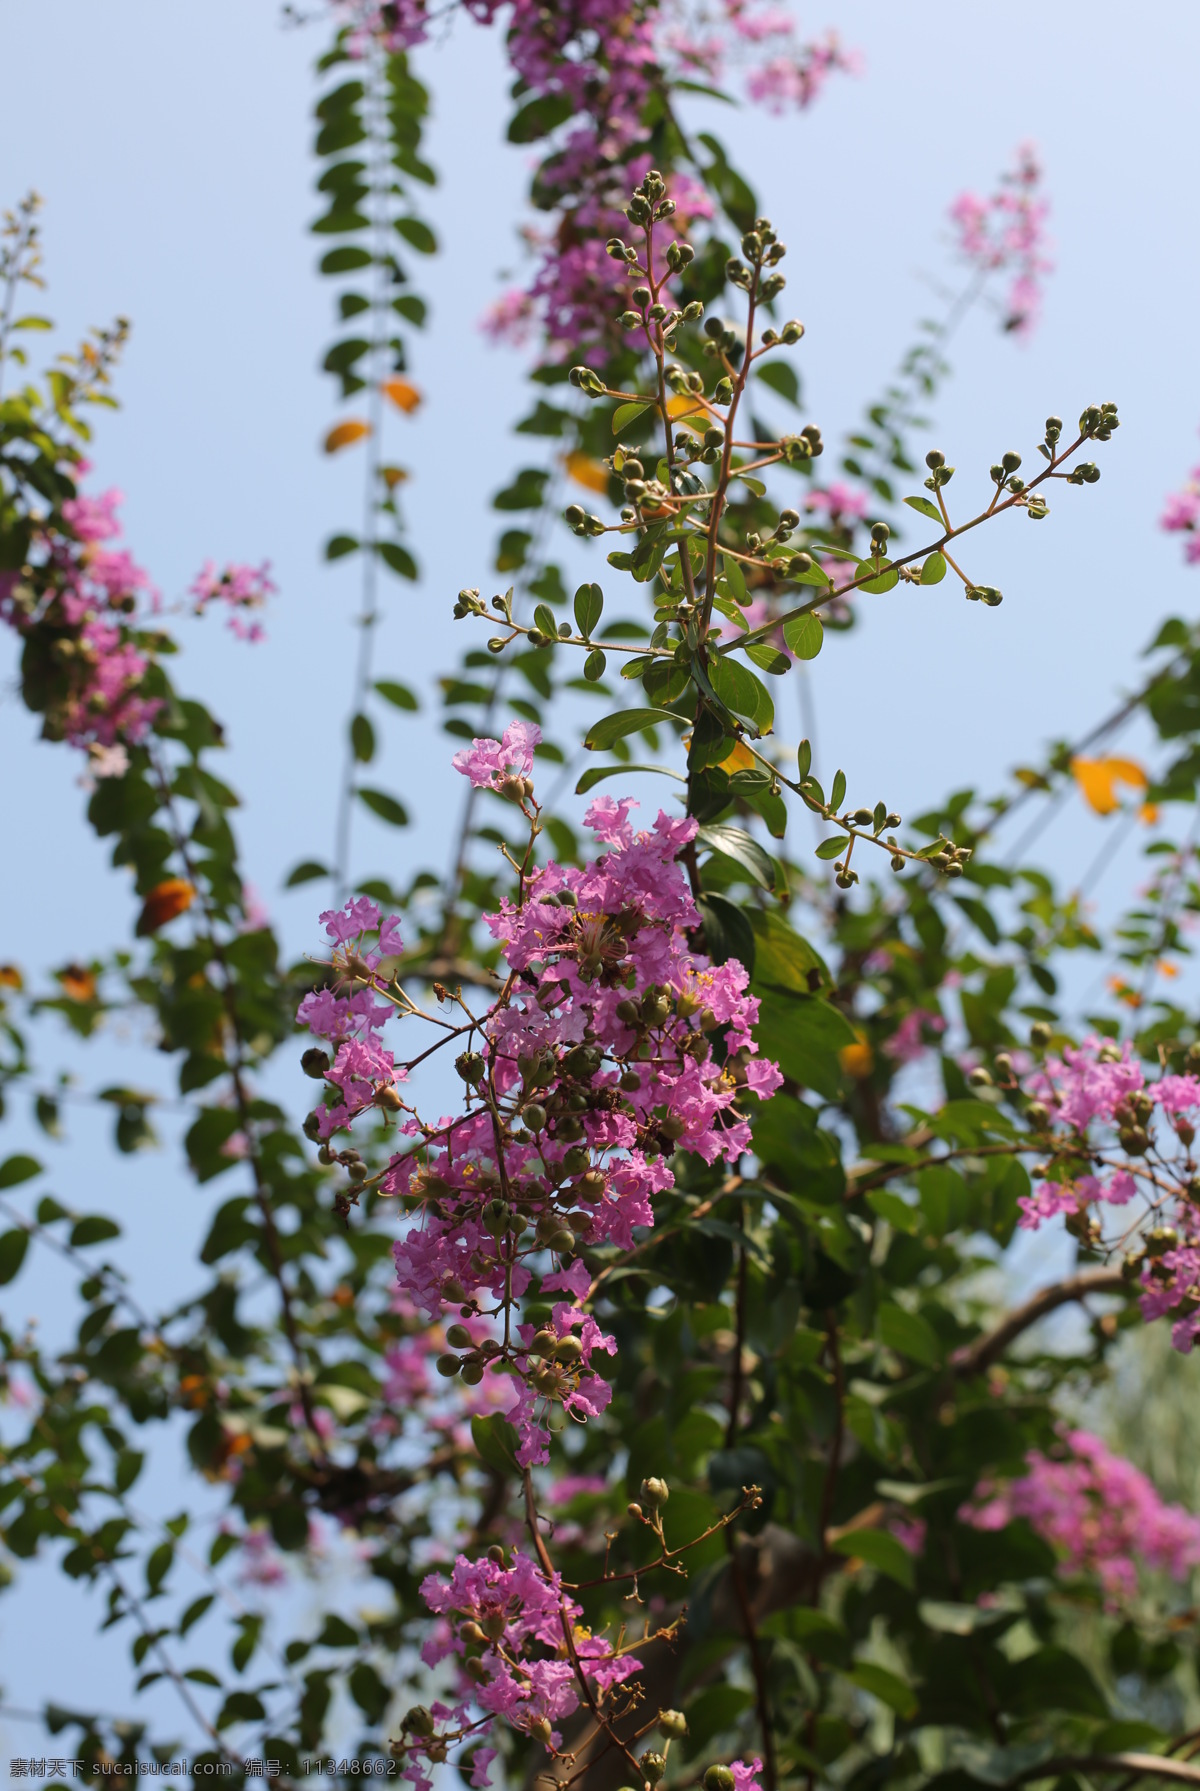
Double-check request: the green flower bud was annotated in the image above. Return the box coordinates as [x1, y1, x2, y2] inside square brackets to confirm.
[659, 1711, 688, 1740]
[640, 1476, 670, 1508]
[705, 1769, 735, 1791]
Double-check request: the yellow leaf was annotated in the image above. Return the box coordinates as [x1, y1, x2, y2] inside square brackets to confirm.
[1070, 755, 1148, 816]
[381, 465, 409, 490]
[718, 740, 757, 773]
[839, 1039, 874, 1080]
[324, 419, 371, 453]
[565, 451, 611, 495]
[1139, 801, 1160, 826]
[383, 378, 421, 414]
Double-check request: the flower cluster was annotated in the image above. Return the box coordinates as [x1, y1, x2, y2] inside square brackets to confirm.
[963, 1428, 1200, 1604]
[948, 141, 1052, 335]
[332, 1, 845, 358]
[1161, 454, 1200, 565]
[190, 559, 275, 641]
[300, 724, 781, 1471]
[1015, 1035, 1200, 1349]
[300, 732, 778, 1784]
[416, 1549, 639, 1767]
[660, 2, 855, 113]
[0, 479, 160, 756]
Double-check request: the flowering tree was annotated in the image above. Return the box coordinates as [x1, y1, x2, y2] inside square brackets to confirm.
[6, 9, 1200, 1791]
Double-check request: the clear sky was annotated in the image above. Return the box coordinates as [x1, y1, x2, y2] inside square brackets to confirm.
[2, 0, 1199, 1753]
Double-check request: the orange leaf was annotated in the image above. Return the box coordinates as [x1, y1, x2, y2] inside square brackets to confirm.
[383, 378, 421, 414]
[324, 419, 371, 453]
[56, 963, 97, 1003]
[0, 964, 23, 992]
[718, 740, 757, 774]
[839, 1039, 874, 1080]
[137, 878, 196, 937]
[565, 451, 611, 495]
[381, 464, 409, 490]
[1070, 755, 1148, 816]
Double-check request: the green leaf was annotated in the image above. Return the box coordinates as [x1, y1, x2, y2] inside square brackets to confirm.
[350, 712, 375, 763]
[375, 679, 419, 711]
[783, 613, 823, 660]
[584, 709, 676, 751]
[576, 763, 684, 795]
[830, 769, 847, 811]
[752, 991, 856, 1099]
[921, 550, 947, 585]
[584, 648, 607, 681]
[0, 1230, 30, 1286]
[696, 823, 778, 891]
[573, 582, 604, 637]
[507, 89, 574, 142]
[70, 1215, 121, 1248]
[829, 1527, 914, 1589]
[325, 534, 359, 561]
[358, 788, 409, 826]
[745, 641, 790, 675]
[708, 655, 773, 732]
[858, 556, 899, 594]
[918, 1599, 1008, 1636]
[878, 1303, 941, 1366]
[395, 216, 436, 254]
[815, 837, 845, 861]
[697, 893, 756, 972]
[471, 1413, 519, 1476]
[612, 400, 653, 435]
[285, 860, 328, 887]
[905, 494, 943, 522]
[848, 1662, 918, 1719]
[756, 360, 801, 405]
[0, 1154, 40, 1189]
[378, 540, 417, 579]
[866, 1190, 920, 1234]
[533, 602, 558, 640]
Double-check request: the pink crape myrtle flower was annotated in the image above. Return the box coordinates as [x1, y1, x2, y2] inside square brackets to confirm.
[191, 559, 275, 642]
[963, 1429, 1200, 1606]
[948, 141, 1052, 336]
[452, 720, 542, 791]
[1161, 457, 1200, 565]
[730, 1760, 764, 1791]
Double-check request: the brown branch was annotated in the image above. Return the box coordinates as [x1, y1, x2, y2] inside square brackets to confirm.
[951, 1268, 1127, 1378]
[1006, 1758, 1200, 1790]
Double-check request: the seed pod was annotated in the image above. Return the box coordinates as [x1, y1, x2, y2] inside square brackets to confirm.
[641, 1754, 667, 1786]
[301, 1047, 331, 1080]
[549, 1228, 577, 1254]
[705, 1770, 735, 1791]
[523, 1103, 547, 1132]
[554, 1335, 584, 1364]
[436, 1354, 462, 1378]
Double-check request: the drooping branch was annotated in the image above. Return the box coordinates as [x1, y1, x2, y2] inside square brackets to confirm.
[951, 1268, 1127, 1378]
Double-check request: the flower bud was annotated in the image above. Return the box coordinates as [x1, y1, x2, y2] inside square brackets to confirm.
[780, 319, 804, 343]
[1030, 1021, 1053, 1048]
[640, 1476, 670, 1508]
[530, 1718, 554, 1747]
[659, 1711, 688, 1740]
[705, 1769, 735, 1791]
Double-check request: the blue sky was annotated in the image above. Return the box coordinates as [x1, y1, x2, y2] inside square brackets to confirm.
[2, 0, 1200, 1754]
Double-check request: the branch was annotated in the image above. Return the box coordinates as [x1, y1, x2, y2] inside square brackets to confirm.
[951, 1268, 1127, 1378]
[1007, 1758, 1200, 1790]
